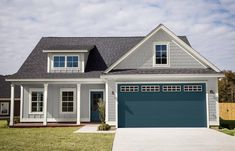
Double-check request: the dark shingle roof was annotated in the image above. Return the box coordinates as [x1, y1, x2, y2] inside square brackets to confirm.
[0, 75, 20, 98]
[46, 44, 95, 51]
[7, 36, 196, 79]
[107, 68, 218, 75]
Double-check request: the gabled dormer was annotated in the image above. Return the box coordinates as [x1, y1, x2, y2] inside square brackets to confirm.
[43, 45, 94, 73]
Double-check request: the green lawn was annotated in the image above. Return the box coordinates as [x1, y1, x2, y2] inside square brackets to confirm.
[0, 120, 114, 151]
[219, 128, 235, 136]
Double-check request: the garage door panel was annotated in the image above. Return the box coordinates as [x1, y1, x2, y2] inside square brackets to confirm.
[118, 83, 207, 128]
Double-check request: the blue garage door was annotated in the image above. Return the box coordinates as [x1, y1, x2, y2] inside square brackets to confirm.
[118, 83, 207, 128]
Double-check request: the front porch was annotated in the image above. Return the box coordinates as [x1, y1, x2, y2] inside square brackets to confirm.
[9, 80, 107, 126]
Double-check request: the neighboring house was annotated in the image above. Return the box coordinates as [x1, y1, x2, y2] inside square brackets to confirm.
[0, 75, 20, 119]
[6, 24, 223, 128]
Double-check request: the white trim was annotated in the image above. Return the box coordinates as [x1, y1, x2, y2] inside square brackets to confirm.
[89, 89, 104, 122]
[115, 81, 209, 128]
[106, 121, 116, 125]
[172, 40, 207, 68]
[51, 54, 80, 72]
[215, 79, 219, 125]
[6, 78, 105, 82]
[104, 24, 220, 73]
[43, 50, 89, 53]
[20, 85, 23, 121]
[60, 88, 76, 114]
[0, 98, 20, 101]
[76, 83, 81, 125]
[47, 55, 50, 73]
[20, 118, 91, 122]
[153, 41, 170, 67]
[43, 83, 48, 125]
[9, 84, 14, 126]
[101, 74, 224, 79]
[29, 88, 44, 115]
[105, 82, 109, 123]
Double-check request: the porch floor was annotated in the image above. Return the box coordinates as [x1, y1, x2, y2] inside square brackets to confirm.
[11, 122, 84, 128]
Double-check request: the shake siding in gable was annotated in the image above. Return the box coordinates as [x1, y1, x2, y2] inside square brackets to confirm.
[114, 29, 205, 69]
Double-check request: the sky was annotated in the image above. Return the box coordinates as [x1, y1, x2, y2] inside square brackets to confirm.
[0, 0, 234, 75]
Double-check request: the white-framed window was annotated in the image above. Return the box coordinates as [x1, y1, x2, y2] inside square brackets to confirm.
[60, 88, 76, 114]
[154, 42, 170, 67]
[184, 85, 202, 92]
[0, 102, 9, 115]
[141, 85, 160, 92]
[162, 85, 181, 92]
[120, 85, 139, 92]
[52, 55, 80, 69]
[29, 88, 44, 114]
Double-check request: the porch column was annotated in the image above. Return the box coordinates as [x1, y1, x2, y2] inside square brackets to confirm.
[105, 82, 108, 123]
[10, 84, 15, 126]
[20, 85, 23, 121]
[43, 83, 48, 125]
[76, 83, 81, 125]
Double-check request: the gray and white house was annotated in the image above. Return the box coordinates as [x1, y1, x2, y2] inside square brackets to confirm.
[6, 24, 223, 128]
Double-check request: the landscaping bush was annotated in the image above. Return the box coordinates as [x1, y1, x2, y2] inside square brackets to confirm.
[220, 118, 235, 129]
[0, 120, 8, 128]
[98, 123, 111, 131]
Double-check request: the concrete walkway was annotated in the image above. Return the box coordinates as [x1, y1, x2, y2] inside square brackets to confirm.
[112, 128, 235, 151]
[74, 124, 115, 133]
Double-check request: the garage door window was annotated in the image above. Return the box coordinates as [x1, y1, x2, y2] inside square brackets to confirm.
[163, 85, 181, 92]
[120, 86, 139, 92]
[184, 85, 202, 92]
[141, 85, 160, 92]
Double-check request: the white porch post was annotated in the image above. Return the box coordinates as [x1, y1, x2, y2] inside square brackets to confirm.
[43, 83, 48, 125]
[76, 83, 81, 125]
[105, 82, 108, 123]
[20, 85, 23, 122]
[10, 84, 15, 126]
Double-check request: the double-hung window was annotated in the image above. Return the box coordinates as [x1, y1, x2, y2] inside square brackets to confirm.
[60, 88, 75, 113]
[30, 89, 43, 113]
[155, 43, 169, 66]
[53, 55, 79, 69]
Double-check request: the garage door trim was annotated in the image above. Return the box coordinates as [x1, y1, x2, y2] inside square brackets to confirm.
[116, 81, 209, 128]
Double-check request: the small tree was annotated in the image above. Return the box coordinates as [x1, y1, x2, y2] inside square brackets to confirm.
[97, 99, 105, 123]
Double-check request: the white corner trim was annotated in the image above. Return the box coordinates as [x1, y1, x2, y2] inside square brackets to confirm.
[104, 24, 221, 73]
[20, 85, 23, 121]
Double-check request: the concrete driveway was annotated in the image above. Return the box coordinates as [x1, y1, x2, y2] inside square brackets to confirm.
[112, 128, 235, 151]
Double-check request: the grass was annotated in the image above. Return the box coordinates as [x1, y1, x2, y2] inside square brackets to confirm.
[219, 128, 235, 136]
[0, 120, 115, 151]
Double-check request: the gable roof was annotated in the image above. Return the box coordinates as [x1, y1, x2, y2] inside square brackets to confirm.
[7, 34, 193, 79]
[0, 75, 20, 98]
[104, 24, 220, 73]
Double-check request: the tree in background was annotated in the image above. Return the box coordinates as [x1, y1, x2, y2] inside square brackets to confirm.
[219, 71, 235, 102]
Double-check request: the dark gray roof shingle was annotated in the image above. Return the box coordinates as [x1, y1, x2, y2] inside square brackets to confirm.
[0, 75, 20, 98]
[7, 36, 200, 79]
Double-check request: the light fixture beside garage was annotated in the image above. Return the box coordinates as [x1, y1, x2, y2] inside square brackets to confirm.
[209, 90, 215, 94]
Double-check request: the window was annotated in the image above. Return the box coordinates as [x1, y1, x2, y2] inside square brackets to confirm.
[163, 85, 181, 92]
[67, 56, 79, 67]
[29, 89, 43, 113]
[54, 56, 65, 67]
[155, 44, 168, 65]
[120, 86, 139, 92]
[141, 85, 160, 92]
[61, 89, 75, 113]
[0, 102, 9, 115]
[184, 85, 202, 92]
[53, 55, 79, 68]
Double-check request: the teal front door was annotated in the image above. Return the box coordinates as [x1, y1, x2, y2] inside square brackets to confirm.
[90, 91, 103, 122]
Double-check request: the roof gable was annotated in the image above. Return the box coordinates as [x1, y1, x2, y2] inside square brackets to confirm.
[104, 24, 220, 73]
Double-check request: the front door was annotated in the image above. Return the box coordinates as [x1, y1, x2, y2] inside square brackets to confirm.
[90, 91, 103, 122]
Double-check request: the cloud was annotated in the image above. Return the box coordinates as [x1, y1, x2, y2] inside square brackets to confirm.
[0, 0, 234, 75]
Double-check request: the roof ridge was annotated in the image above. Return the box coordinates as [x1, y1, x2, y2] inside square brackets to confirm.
[42, 36, 145, 38]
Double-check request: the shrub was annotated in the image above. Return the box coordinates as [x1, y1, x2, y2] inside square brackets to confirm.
[98, 123, 111, 131]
